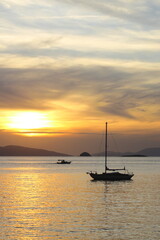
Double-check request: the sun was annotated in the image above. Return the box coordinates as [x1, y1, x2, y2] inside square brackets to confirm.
[6, 112, 51, 134]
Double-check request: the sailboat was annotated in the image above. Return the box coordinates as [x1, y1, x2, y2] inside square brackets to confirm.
[87, 122, 134, 181]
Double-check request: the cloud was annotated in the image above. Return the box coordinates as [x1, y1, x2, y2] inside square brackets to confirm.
[0, 68, 69, 110]
[0, 0, 159, 125]
[53, 0, 160, 28]
[1, 0, 160, 33]
[0, 30, 159, 66]
[1, 0, 159, 67]
[0, 64, 159, 121]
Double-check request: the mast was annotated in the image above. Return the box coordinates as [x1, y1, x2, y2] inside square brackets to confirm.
[105, 122, 108, 173]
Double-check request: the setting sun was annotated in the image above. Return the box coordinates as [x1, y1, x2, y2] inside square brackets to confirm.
[6, 112, 51, 134]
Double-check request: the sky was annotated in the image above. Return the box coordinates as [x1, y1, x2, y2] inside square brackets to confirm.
[0, 0, 160, 155]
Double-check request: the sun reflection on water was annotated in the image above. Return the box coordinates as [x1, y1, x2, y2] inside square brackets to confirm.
[0, 171, 92, 239]
[0, 159, 160, 240]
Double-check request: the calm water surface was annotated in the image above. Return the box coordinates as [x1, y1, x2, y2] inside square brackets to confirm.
[0, 156, 160, 240]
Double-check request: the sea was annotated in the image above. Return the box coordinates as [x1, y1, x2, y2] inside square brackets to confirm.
[0, 156, 159, 240]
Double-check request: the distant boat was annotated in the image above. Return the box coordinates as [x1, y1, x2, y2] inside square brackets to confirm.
[87, 122, 134, 181]
[57, 159, 71, 164]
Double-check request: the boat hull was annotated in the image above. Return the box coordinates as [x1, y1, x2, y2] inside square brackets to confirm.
[57, 161, 71, 164]
[57, 160, 71, 164]
[89, 172, 134, 181]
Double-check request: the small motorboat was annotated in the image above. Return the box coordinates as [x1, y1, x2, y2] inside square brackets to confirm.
[57, 159, 71, 164]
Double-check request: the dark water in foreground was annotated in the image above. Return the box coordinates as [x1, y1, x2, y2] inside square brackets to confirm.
[0, 156, 160, 240]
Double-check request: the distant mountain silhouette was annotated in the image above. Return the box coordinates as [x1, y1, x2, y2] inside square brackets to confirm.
[0, 145, 159, 157]
[136, 147, 160, 156]
[93, 147, 160, 156]
[0, 145, 70, 156]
